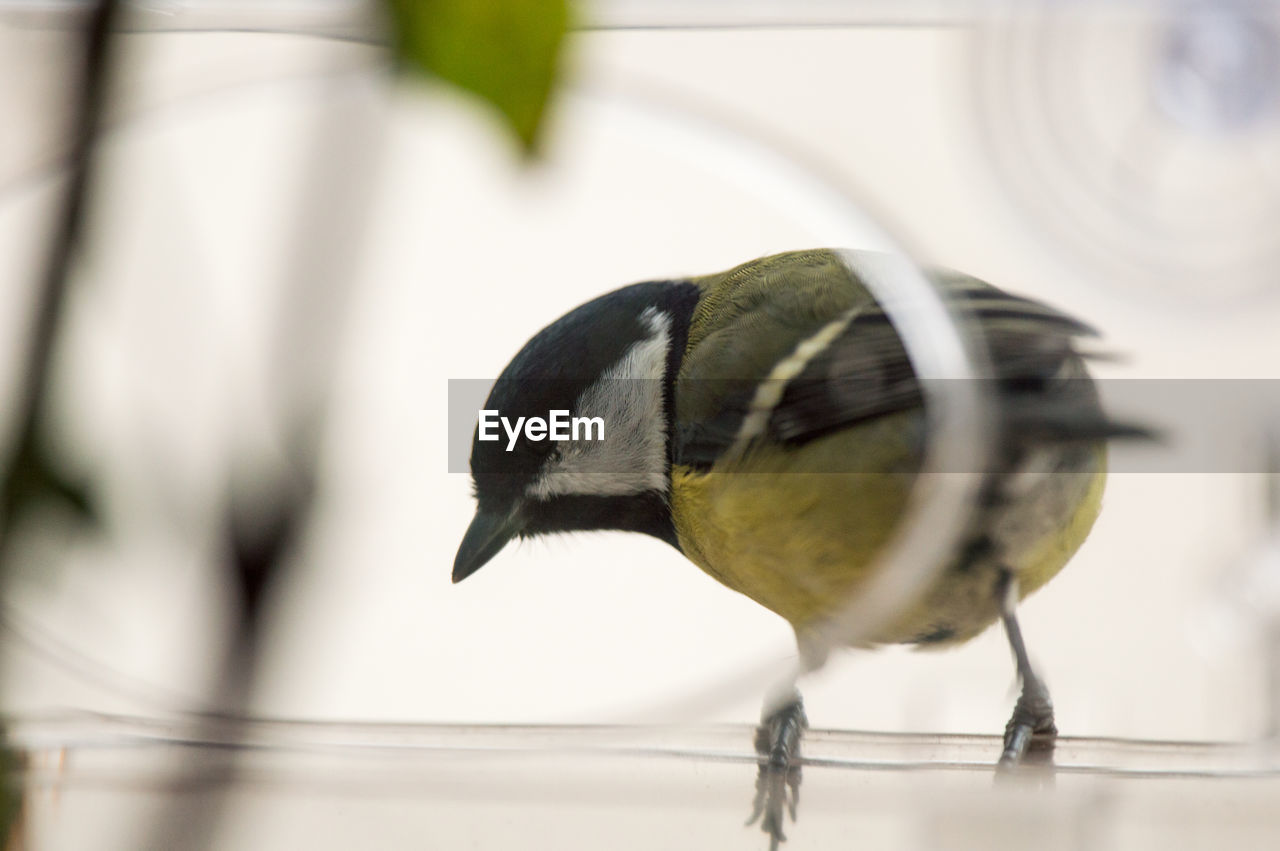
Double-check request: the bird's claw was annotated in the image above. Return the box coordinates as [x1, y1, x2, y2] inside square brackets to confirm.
[747, 697, 807, 850]
[996, 682, 1057, 775]
[747, 762, 802, 850]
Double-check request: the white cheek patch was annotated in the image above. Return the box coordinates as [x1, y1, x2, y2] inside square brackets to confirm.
[528, 308, 671, 500]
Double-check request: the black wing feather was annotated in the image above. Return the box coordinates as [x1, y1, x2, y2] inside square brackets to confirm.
[676, 276, 1145, 469]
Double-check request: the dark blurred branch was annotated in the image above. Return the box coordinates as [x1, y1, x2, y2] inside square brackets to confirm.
[140, 21, 386, 850]
[0, 4, 116, 536]
[0, 1, 121, 847]
[139, 486, 310, 851]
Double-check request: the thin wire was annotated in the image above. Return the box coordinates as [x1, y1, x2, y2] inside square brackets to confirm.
[8, 712, 1280, 780]
[1, 0, 981, 36]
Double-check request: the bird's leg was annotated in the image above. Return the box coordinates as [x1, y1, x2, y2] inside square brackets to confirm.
[747, 685, 807, 851]
[996, 571, 1057, 771]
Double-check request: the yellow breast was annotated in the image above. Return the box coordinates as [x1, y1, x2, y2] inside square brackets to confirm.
[671, 430, 1107, 648]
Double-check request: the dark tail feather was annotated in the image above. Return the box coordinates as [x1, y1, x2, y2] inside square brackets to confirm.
[1003, 404, 1162, 445]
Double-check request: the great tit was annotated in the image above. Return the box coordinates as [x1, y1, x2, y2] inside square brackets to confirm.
[454, 248, 1144, 849]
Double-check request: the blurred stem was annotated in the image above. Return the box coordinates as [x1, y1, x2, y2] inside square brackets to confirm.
[0, 1, 119, 530]
[141, 23, 385, 851]
[0, 0, 122, 844]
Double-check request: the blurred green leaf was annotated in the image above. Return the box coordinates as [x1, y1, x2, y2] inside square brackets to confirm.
[386, 0, 570, 153]
[2, 437, 98, 532]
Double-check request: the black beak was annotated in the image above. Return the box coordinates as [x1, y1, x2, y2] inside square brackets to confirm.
[453, 508, 522, 583]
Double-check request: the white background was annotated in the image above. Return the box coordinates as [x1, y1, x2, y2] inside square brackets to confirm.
[2, 17, 1279, 752]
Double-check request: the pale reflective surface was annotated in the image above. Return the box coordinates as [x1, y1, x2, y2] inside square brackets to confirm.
[12, 715, 1280, 850]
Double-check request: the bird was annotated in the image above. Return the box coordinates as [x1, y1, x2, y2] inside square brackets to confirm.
[453, 248, 1147, 849]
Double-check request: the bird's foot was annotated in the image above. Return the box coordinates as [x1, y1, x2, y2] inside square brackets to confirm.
[747, 695, 807, 850]
[996, 677, 1057, 775]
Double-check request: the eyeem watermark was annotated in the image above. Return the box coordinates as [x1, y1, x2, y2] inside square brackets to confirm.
[478, 410, 605, 452]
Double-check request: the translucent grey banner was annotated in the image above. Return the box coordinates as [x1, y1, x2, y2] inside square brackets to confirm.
[447, 379, 1280, 474]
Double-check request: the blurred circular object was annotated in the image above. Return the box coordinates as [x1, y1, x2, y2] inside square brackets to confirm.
[967, 0, 1280, 307]
[1155, 1, 1280, 133]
